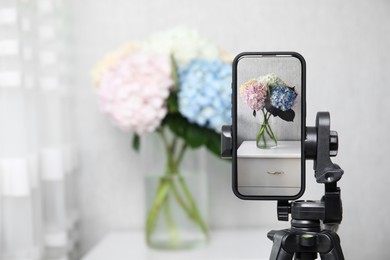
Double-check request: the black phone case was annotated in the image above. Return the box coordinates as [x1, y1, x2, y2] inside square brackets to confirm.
[232, 52, 306, 200]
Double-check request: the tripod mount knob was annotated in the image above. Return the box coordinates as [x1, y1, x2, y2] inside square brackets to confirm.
[329, 130, 338, 157]
[277, 200, 291, 221]
[305, 128, 338, 158]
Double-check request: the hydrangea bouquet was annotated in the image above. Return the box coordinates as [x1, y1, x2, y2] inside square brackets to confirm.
[240, 74, 298, 148]
[93, 27, 231, 248]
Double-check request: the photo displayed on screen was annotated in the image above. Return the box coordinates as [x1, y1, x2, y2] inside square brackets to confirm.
[236, 55, 304, 197]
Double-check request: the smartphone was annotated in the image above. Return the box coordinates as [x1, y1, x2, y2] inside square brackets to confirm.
[232, 52, 306, 200]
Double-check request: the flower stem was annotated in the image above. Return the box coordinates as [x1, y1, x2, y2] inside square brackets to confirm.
[146, 178, 170, 244]
[256, 125, 265, 145]
[158, 128, 169, 151]
[261, 126, 267, 147]
[170, 180, 192, 215]
[163, 193, 179, 245]
[177, 175, 208, 236]
[264, 123, 273, 141]
[266, 123, 277, 144]
[256, 110, 277, 148]
[175, 142, 187, 170]
[265, 112, 277, 144]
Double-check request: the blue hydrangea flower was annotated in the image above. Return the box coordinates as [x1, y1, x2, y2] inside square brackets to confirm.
[270, 85, 297, 111]
[178, 59, 231, 132]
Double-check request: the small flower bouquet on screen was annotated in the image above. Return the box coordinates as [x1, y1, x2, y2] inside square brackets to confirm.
[240, 74, 298, 148]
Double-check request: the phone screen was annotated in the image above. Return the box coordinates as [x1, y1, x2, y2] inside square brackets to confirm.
[232, 53, 306, 200]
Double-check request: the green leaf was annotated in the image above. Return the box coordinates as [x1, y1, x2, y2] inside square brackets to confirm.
[167, 92, 179, 113]
[132, 134, 140, 152]
[163, 113, 188, 138]
[205, 131, 221, 157]
[265, 98, 295, 122]
[162, 113, 222, 158]
[185, 125, 207, 148]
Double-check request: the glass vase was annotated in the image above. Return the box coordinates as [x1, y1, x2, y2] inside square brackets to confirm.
[143, 128, 208, 249]
[256, 112, 277, 149]
[145, 170, 208, 249]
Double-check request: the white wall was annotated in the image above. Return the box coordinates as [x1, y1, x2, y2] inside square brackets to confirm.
[69, 0, 390, 259]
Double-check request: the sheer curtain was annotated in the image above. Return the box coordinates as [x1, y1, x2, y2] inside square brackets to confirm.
[0, 0, 79, 259]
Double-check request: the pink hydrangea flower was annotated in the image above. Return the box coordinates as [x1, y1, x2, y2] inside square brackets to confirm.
[97, 50, 173, 135]
[240, 79, 268, 111]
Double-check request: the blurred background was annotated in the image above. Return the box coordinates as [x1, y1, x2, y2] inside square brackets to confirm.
[1, 0, 389, 259]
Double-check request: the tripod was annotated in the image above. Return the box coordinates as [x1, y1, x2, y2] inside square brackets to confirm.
[267, 112, 345, 260]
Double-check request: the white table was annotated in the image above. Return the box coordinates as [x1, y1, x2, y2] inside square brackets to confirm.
[82, 229, 273, 260]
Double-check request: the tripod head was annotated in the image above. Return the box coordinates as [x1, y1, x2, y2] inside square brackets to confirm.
[268, 112, 345, 260]
[277, 112, 344, 224]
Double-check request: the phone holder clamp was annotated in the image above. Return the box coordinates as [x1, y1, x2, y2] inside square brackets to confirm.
[221, 125, 232, 159]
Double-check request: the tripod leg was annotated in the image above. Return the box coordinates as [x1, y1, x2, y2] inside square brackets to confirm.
[319, 232, 344, 260]
[268, 230, 294, 260]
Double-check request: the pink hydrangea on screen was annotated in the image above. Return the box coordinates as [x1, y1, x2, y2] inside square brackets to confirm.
[240, 79, 268, 111]
[97, 51, 173, 135]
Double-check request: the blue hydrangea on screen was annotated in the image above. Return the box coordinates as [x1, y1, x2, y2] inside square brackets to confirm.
[270, 85, 297, 111]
